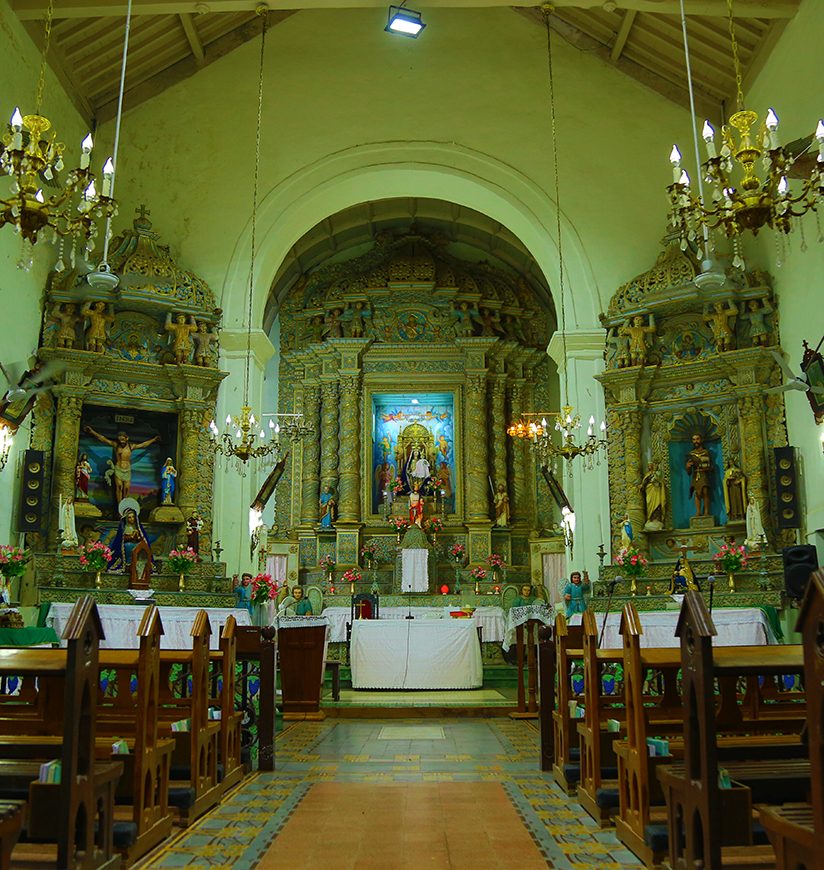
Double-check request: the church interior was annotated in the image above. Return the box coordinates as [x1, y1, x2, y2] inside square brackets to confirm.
[0, 0, 823, 866]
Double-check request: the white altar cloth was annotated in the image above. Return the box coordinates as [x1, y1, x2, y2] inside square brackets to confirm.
[567, 607, 777, 648]
[322, 606, 505, 643]
[47, 603, 251, 649]
[350, 619, 483, 689]
[401, 549, 429, 592]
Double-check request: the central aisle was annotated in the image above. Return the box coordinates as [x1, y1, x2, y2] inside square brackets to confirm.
[140, 719, 642, 869]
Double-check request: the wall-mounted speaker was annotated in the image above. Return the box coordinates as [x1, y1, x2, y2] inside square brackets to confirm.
[17, 449, 45, 533]
[773, 446, 800, 529]
[782, 544, 818, 600]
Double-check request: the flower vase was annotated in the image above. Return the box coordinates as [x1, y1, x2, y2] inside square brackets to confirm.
[0, 574, 9, 604]
[350, 581, 355, 594]
[630, 575, 637, 596]
[727, 572, 736, 593]
[326, 570, 333, 588]
[432, 532, 437, 544]
[178, 572, 185, 592]
[474, 579, 480, 595]
[95, 570, 102, 590]
[396, 531, 401, 544]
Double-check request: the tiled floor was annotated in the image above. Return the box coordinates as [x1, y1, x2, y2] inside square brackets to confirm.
[141, 719, 643, 869]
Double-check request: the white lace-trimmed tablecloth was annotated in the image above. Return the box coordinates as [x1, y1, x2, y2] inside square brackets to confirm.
[350, 618, 483, 689]
[566, 607, 777, 648]
[46, 603, 251, 649]
[322, 606, 505, 643]
[502, 604, 553, 652]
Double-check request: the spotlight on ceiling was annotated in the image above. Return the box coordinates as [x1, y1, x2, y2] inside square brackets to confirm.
[385, 5, 425, 37]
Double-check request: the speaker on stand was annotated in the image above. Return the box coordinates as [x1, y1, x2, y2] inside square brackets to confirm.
[773, 447, 801, 530]
[782, 544, 818, 601]
[17, 449, 45, 533]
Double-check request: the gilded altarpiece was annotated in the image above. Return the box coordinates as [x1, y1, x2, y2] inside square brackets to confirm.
[272, 232, 556, 590]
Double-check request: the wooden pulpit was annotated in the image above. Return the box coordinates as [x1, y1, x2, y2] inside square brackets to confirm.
[278, 621, 327, 721]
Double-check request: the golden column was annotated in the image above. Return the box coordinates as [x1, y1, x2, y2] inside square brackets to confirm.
[619, 408, 646, 552]
[464, 372, 490, 522]
[737, 393, 767, 519]
[177, 407, 206, 546]
[337, 373, 361, 523]
[320, 379, 340, 491]
[51, 392, 84, 544]
[508, 378, 531, 523]
[299, 381, 322, 526]
[489, 376, 508, 501]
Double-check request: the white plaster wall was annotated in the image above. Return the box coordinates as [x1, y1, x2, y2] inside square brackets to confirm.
[0, 0, 88, 544]
[745, 0, 824, 551]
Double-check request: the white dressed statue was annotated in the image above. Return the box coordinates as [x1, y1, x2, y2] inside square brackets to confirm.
[745, 493, 765, 546]
[59, 495, 78, 548]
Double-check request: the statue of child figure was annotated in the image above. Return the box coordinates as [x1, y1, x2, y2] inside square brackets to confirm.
[564, 570, 590, 618]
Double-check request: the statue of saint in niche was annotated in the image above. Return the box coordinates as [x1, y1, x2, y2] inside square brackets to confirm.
[685, 433, 713, 517]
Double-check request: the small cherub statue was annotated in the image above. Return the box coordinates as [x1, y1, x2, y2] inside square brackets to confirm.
[81, 300, 115, 353]
[619, 314, 656, 366]
[704, 301, 738, 352]
[606, 325, 630, 369]
[50, 302, 79, 348]
[322, 308, 344, 340]
[165, 312, 198, 364]
[742, 298, 773, 347]
[192, 321, 218, 366]
[348, 301, 368, 338]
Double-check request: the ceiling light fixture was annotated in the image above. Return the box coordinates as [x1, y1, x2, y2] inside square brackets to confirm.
[385, 4, 425, 38]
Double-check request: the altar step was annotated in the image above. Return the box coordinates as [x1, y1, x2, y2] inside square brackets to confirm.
[322, 686, 519, 718]
[36, 585, 236, 609]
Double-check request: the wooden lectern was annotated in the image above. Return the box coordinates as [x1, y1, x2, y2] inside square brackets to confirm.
[278, 622, 327, 720]
[509, 619, 542, 719]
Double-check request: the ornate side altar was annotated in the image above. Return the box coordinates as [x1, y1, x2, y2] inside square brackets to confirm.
[27, 208, 232, 605]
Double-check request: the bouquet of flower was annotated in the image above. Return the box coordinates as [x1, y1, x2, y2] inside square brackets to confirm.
[167, 547, 198, 574]
[450, 542, 466, 562]
[714, 542, 748, 574]
[486, 553, 506, 569]
[470, 566, 487, 580]
[614, 545, 648, 578]
[391, 479, 405, 495]
[360, 542, 378, 563]
[342, 568, 362, 584]
[387, 517, 409, 532]
[319, 554, 336, 573]
[78, 541, 113, 573]
[251, 572, 279, 605]
[424, 517, 444, 534]
[0, 545, 31, 578]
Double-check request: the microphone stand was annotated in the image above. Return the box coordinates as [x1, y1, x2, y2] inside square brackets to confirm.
[598, 577, 620, 648]
[707, 575, 715, 614]
[405, 587, 414, 619]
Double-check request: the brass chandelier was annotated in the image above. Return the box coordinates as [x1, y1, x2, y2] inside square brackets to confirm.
[1, 0, 116, 271]
[667, 0, 824, 269]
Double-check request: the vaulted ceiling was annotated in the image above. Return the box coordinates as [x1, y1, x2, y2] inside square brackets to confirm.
[11, 0, 799, 128]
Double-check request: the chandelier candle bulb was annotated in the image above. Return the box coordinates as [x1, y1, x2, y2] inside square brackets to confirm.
[816, 120, 824, 160]
[765, 108, 780, 149]
[702, 121, 716, 158]
[34, 189, 44, 203]
[101, 158, 115, 196]
[778, 176, 789, 196]
[80, 134, 93, 169]
[670, 144, 682, 182]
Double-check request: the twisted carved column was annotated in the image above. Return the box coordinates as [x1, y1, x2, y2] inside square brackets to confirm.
[508, 380, 530, 523]
[177, 408, 203, 529]
[489, 378, 508, 497]
[738, 393, 767, 512]
[338, 374, 361, 523]
[464, 373, 490, 522]
[620, 409, 646, 551]
[52, 394, 84, 542]
[299, 383, 322, 526]
[320, 380, 340, 490]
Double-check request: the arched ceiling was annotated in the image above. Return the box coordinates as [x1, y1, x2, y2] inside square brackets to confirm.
[263, 197, 556, 333]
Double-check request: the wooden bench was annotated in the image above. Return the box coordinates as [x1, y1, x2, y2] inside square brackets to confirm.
[537, 624, 555, 772]
[235, 626, 276, 772]
[758, 569, 824, 869]
[0, 597, 123, 869]
[0, 801, 24, 870]
[551, 613, 584, 793]
[213, 615, 244, 792]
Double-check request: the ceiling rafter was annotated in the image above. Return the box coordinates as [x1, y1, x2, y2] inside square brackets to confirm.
[610, 9, 637, 61]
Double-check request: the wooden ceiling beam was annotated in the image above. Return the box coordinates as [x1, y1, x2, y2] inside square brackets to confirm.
[610, 9, 636, 61]
[11, 0, 800, 21]
[178, 12, 205, 64]
[91, 10, 295, 121]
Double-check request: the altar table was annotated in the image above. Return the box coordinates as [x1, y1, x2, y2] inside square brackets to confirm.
[47, 603, 251, 649]
[350, 619, 483, 689]
[567, 607, 777, 648]
[322, 605, 505, 644]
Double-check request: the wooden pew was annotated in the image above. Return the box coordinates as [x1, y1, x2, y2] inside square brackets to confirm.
[552, 613, 584, 793]
[0, 597, 123, 869]
[235, 626, 276, 773]
[0, 801, 24, 870]
[758, 569, 824, 869]
[537, 624, 554, 773]
[213, 615, 244, 791]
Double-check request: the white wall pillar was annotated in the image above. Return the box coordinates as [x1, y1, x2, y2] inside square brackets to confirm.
[213, 328, 275, 576]
[547, 329, 609, 580]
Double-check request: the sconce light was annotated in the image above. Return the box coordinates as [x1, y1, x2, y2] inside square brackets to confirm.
[385, 4, 425, 37]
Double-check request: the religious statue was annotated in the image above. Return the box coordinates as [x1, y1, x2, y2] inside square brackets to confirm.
[563, 570, 590, 618]
[75, 452, 92, 500]
[322, 308, 344, 340]
[408, 484, 424, 527]
[743, 298, 773, 347]
[621, 514, 634, 548]
[348, 301, 369, 338]
[50, 302, 79, 349]
[412, 451, 431, 480]
[108, 498, 152, 572]
[307, 314, 324, 344]
[192, 321, 218, 366]
[619, 313, 656, 367]
[81, 300, 115, 353]
[186, 511, 202, 554]
[165, 312, 198, 364]
[502, 313, 527, 344]
[234, 572, 254, 615]
[435, 462, 452, 500]
[685, 433, 713, 517]
[479, 306, 501, 337]
[278, 585, 313, 617]
[745, 493, 765, 546]
[83, 426, 161, 506]
[668, 557, 698, 593]
[606, 325, 630, 369]
[494, 482, 510, 527]
[512, 583, 537, 608]
[723, 460, 746, 520]
[59, 495, 78, 547]
[319, 485, 337, 528]
[704, 301, 738, 352]
[641, 461, 666, 530]
[452, 301, 476, 337]
[160, 457, 177, 505]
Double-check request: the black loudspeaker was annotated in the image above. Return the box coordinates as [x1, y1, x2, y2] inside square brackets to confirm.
[782, 544, 818, 600]
[773, 447, 800, 529]
[17, 449, 45, 532]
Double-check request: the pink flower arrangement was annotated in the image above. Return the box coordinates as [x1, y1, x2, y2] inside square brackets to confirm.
[0, 545, 31, 578]
[470, 566, 487, 580]
[450, 543, 466, 561]
[486, 553, 506, 569]
[319, 555, 336, 572]
[387, 517, 410, 532]
[167, 547, 198, 574]
[78, 541, 113, 573]
[360, 542, 378, 563]
[714, 542, 748, 574]
[251, 572, 279, 606]
[424, 517, 444, 534]
[391, 479, 405, 494]
[342, 568, 362, 585]
[614, 545, 648, 578]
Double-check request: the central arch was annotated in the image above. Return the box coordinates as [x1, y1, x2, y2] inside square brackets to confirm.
[219, 140, 601, 332]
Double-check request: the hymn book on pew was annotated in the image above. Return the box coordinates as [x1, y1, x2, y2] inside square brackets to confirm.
[38, 760, 61, 784]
